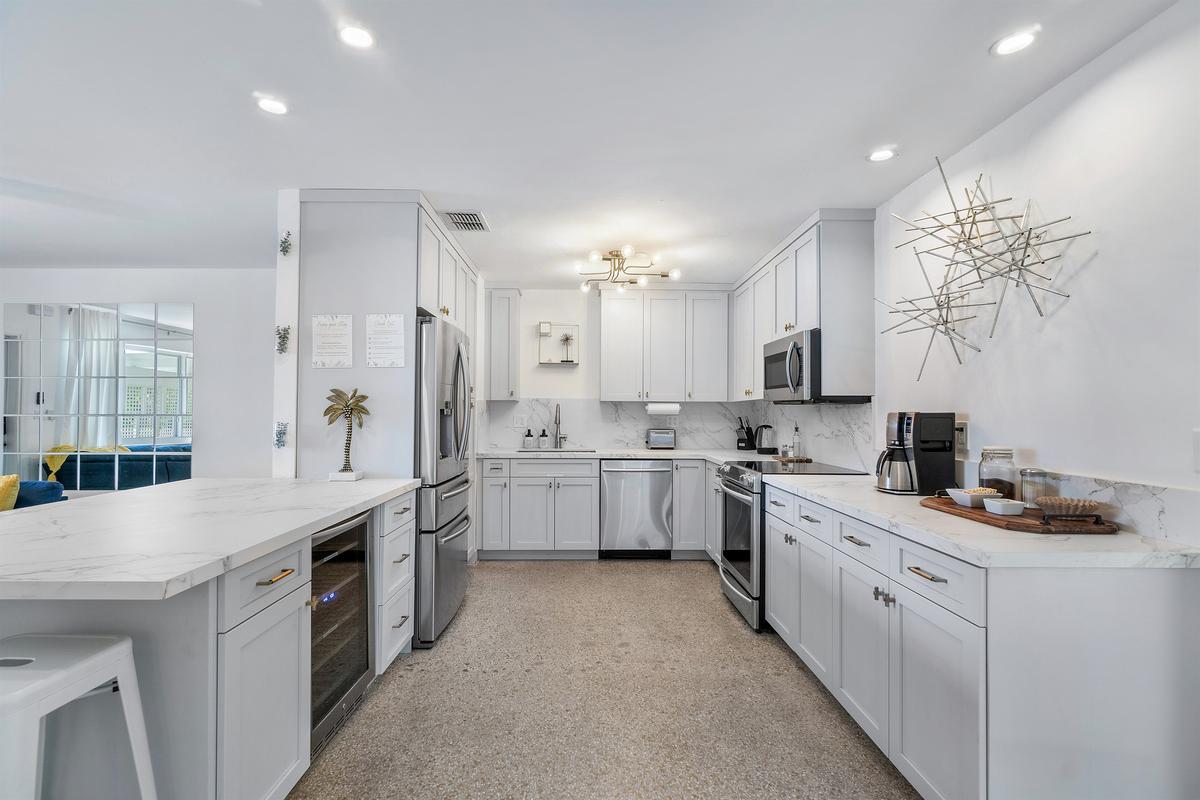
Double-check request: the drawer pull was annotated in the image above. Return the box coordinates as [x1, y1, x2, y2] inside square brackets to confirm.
[392, 615, 410, 629]
[255, 567, 295, 586]
[392, 553, 410, 564]
[842, 534, 871, 548]
[799, 514, 821, 524]
[770, 500, 786, 507]
[393, 506, 411, 516]
[908, 565, 948, 584]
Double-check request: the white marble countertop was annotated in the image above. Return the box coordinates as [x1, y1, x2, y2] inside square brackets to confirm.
[478, 448, 778, 465]
[0, 477, 421, 601]
[762, 474, 1200, 569]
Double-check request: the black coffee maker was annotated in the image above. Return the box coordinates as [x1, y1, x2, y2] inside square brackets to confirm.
[875, 412, 956, 495]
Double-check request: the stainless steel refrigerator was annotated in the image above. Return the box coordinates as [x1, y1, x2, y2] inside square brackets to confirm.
[413, 313, 472, 647]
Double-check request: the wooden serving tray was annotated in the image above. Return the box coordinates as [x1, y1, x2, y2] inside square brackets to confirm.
[920, 497, 1119, 535]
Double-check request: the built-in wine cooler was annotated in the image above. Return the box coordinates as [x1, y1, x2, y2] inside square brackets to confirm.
[310, 511, 373, 753]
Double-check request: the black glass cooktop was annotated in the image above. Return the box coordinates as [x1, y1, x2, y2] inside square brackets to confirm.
[725, 460, 866, 476]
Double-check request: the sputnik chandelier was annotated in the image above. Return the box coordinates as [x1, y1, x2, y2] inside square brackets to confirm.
[576, 244, 681, 292]
[878, 156, 1092, 381]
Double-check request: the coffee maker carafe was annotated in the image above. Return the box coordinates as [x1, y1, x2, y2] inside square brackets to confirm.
[875, 412, 956, 496]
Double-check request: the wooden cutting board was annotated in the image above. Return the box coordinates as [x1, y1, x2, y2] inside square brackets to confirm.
[920, 497, 1119, 535]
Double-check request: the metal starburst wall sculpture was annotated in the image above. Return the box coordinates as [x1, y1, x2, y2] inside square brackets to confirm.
[878, 157, 1091, 380]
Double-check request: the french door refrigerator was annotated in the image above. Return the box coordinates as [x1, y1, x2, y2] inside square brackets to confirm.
[414, 313, 472, 647]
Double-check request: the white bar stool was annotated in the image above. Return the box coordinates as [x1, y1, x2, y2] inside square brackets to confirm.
[0, 634, 157, 799]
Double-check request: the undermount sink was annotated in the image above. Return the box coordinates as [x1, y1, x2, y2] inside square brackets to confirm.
[517, 448, 596, 453]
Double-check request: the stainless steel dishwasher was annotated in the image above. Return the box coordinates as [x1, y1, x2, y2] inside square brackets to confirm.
[600, 460, 673, 557]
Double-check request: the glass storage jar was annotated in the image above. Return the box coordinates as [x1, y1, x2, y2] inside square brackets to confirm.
[1020, 467, 1050, 509]
[979, 447, 1018, 498]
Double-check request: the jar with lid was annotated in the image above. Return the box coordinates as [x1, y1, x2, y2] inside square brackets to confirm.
[1020, 467, 1050, 509]
[979, 447, 1017, 498]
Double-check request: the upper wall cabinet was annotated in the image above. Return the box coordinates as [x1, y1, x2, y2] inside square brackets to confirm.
[417, 208, 477, 332]
[486, 289, 520, 401]
[731, 210, 874, 402]
[600, 290, 729, 403]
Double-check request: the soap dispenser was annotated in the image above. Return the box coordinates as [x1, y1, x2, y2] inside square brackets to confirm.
[522, 429, 534, 449]
[538, 429, 549, 449]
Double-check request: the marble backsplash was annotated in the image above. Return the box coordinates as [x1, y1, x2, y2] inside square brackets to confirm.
[479, 398, 1200, 546]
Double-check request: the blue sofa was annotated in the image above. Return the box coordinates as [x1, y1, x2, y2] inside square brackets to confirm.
[41, 444, 192, 490]
[14, 480, 67, 509]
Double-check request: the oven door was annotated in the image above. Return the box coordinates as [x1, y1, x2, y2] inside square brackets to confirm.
[719, 480, 761, 597]
[763, 330, 813, 403]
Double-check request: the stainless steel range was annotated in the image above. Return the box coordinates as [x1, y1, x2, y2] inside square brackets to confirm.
[717, 459, 865, 629]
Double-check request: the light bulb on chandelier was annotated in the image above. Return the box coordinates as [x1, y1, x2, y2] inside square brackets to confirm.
[573, 243, 679, 288]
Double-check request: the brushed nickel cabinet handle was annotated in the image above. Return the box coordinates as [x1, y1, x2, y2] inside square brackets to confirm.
[908, 566, 948, 583]
[800, 514, 821, 524]
[842, 534, 871, 548]
[393, 506, 411, 516]
[770, 500, 786, 507]
[392, 615, 409, 629]
[392, 553, 410, 564]
[256, 567, 295, 586]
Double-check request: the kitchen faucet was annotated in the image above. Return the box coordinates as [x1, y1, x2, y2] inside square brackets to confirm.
[554, 403, 567, 449]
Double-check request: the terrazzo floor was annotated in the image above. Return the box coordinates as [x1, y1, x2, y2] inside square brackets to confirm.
[288, 560, 920, 800]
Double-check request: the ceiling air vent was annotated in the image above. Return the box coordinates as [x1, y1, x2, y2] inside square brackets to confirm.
[444, 210, 490, 232]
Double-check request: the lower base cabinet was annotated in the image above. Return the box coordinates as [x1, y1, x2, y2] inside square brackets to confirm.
[554, 477, 600, 549]
[672, 460, 706, 551]
[765, 514, 801, 649]
[510, 478, 554, 549]
[481, 477, 510, 549]
[795, 530, 835, 688]
[217, 583, 311, 800]
[832, 550, 891, 752]
[488, 462, 601, 552]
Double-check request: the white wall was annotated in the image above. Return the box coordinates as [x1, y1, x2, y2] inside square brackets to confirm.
[516, 289, 600, 398]
[875, 1, 1200, 490]
[0, 267, 275, 478]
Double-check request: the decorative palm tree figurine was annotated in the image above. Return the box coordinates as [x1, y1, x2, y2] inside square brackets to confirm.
[324, 388, 370, 479]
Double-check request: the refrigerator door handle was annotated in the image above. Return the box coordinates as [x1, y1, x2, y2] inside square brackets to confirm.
[454, 341, 472, 462]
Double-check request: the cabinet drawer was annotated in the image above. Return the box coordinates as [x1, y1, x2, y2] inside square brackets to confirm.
[794, 498, 834, 544]
[890, 536, 986, 626]
[379, 524, 415, 600]
[218, 538, 312, 633]
[511, 459, 600, 477]
[379, 579, 415, 672]
[382, 491, 416, 535]
[833, 513, 889, 572]
[765, 485, 796, 524]
[481, 459, 509, 477]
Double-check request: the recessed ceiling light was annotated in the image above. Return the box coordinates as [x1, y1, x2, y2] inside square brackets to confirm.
[868, 148, 897, 162]
[991, 25, 1040, 56]
[339, 25, 374, 49]
[255, 95, 288, 115]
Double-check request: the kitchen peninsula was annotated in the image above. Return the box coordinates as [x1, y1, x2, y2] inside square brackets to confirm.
[0, 477, 419, 800]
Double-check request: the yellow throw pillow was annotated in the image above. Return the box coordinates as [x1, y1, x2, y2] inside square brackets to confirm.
[0, 474, 19, 512]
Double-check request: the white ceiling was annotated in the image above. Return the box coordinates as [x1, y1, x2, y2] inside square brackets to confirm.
[0, 1, 1174, 285]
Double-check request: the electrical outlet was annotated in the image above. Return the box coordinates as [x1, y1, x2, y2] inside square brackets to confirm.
[955, 421, 969, 460]
[513, 414, 529, 430]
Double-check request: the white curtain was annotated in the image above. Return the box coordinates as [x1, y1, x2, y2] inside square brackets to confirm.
[65, 306, 118, 449]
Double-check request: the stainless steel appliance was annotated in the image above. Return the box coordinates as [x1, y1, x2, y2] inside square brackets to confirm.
[645, 428, 676, 449]
[600, 460, 672, 556]
[718, 459, 866, 629]
[875, 412, 956, 496]
[414, 313, 472, 647]
[310, 512, 373, 752]
[763, 328, 872, 404]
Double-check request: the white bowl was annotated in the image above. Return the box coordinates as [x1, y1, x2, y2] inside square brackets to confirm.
[946, 488, 986, 508]
[983, 497, 1026, 516]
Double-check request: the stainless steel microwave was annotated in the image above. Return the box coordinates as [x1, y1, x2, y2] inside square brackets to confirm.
[763, 328, 871, 404]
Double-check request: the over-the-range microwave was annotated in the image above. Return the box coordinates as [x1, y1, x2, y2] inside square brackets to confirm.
[763, 328, 872, 404]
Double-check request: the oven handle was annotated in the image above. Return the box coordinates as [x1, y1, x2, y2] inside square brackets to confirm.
[720, 567, 754, 604]
[719, 482, 756, 505]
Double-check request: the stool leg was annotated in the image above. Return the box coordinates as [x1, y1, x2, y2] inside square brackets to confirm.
[0, 711, 44, 799]
[115, 658, 158, 800]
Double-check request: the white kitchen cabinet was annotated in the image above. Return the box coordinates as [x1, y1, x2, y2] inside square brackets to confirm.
[417, 209, 444, 317]
[773, 250, 796, 339]
[462, 268, 477, 345]
[832, 549, 890, 752]
[795, 529, 835, 689]
[509, 477, 554, 549]
[217, 584, 311, 800]
[486, 289, 521, 400]
[792, 228, 820, 332]
[685, 292, 728, 401]
[553, 477, 600, 549]
[481, 477, 510, 550]
[704, 463, 722, 562]
[889, 583, 985, 800]
[440, 242, 459, 323]
[671, 459, 706, 551]
[600, 291, 645, 401]
[750, 267, 775, 399]
[731, 283, 754, 400]
[643, 291, 686, 401]
[764, 514, 800, 650]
